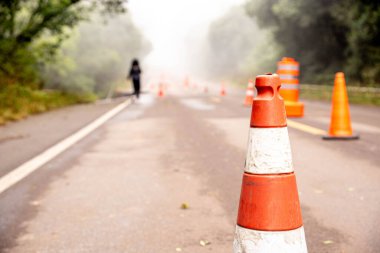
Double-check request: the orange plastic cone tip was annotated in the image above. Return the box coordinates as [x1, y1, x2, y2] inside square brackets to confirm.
[250, 74, 287, 127]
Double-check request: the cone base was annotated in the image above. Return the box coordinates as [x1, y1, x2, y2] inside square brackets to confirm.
[322, 134, 359, 140]
[284, 101, 304, 117]
[233, 225, 308, 253]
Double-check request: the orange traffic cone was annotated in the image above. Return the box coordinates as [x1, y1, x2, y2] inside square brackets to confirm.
[184, 76, 189, 87]
[220, 84, 226, 96]
[243, 79, 255, 106]
[158, 83, 164, 97]
[233, 73, 308, 253]
[323, 72, 359, 140]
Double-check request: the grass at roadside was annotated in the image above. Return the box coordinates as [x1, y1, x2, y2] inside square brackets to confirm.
[300, 84, 380, 106]
[0, 85, 97, 125]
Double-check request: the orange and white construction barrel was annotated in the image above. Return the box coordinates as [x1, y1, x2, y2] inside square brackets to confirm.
[233, 73, 308, 253]
[277, 57, 304, 117]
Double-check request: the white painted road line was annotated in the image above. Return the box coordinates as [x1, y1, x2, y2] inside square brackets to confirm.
[287, 119, 327, 135]
[0, 99, 132, 195]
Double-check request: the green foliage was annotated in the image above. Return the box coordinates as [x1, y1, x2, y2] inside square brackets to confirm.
[40, 13, 151, 97]
[0, 84, 96, 124]
[0, 0, 127, 86]
[341, 1, 380, 84]
[300, 84, 380, 106]
[0, 0, 150, 123]
[246, 0, 380, 86]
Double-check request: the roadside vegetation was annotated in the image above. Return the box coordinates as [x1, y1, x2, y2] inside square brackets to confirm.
[245, 0, 380, 86]
[197, 1, 380, 94]
[0, 1, 150, 125]
[300, 85, 380, 106]
[0, 85, 96, 125]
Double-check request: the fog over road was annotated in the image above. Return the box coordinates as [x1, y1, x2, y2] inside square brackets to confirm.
[0, 85, 379, 252]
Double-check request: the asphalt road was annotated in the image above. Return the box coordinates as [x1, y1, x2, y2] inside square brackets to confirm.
[0, 85, 379, 252]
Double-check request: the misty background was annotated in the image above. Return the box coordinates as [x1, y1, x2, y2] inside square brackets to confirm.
[130, 0, 379, 87]
[41, 13, 151, 96]
[0, 0, 379, 100]
[188, 6, 278, 84]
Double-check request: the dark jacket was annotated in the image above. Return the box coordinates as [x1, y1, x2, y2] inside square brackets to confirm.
[129, 66, 141, 81]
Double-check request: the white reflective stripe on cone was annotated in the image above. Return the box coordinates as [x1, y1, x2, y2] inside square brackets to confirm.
[233, 225, 308, 253]
[279, 74, 298, 80]
[281, 84, 299, 90]
[245, 127, 293, 174]
[278, 65, 299, 70]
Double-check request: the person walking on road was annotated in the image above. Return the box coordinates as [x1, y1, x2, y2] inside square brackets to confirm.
[128, 59, 142, 99]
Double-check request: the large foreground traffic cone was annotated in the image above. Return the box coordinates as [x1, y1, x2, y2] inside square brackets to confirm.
[233, 73, 308, 253]
[323, 72, 359, 140]
[243, 79, 255, 106]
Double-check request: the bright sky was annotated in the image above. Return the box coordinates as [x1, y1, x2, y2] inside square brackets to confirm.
[128, 0, 245, 76]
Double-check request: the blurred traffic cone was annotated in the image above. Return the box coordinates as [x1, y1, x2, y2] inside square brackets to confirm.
[233, 73, 308, 253]
[243, 79, 255, 106]
[158, 83, 164, 97]
[220, 84, 226, 96]
[323, 72, 359, 140]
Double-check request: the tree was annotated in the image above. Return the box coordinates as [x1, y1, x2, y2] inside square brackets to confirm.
[0, 0, 127, 86]
[41, 13, 151, 96]
[245, 0, 380, 85]
[246, 0, 348, 83]
[339, 0, 380, 84]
